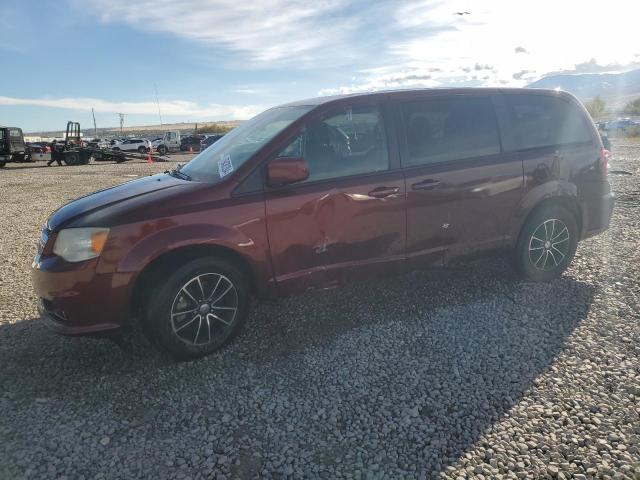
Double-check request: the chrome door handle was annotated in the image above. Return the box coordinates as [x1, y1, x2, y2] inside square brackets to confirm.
[368, 186, 399, 198]
[412, 179, 441, 190]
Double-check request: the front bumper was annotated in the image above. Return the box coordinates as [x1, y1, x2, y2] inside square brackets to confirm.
[37, 299, 121, 336]
[32, 254, 131, 336]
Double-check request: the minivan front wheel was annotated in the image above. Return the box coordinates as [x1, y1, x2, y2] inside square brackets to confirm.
[144, 257, 250, 360]
[515, 204, 578, 282]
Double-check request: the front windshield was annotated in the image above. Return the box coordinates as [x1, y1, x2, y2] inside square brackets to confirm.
[180, 105, 312, 182]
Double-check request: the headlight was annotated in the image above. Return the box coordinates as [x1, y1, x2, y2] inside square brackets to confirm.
[53, 228, 110, 262]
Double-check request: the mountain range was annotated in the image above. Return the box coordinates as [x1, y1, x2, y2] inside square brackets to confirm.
[527, 69, 640, 108]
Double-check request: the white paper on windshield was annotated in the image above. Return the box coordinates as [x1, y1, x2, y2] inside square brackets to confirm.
[218, 154, 234, 178]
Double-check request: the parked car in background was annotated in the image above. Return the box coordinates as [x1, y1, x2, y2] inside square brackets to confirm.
[604, 118, 639, 132]
[86, 138, 110, 149]
[200, 134, 224, 151]
[180, 134, 206, 152]
[32, 88, 614, 359]
[25, 142, 47, 161]
[150, 137, 163, 150]
[26, 142, 50, 154]
[111, 138, 151, 154]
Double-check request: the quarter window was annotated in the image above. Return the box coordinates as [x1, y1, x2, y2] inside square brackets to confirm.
[401, 96, 501, 167]
[278, 105, 389, 182]
[506, 94, 592, 149]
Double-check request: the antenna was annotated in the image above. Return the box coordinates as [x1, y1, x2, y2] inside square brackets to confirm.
[118, 113, 125, 133]
[154, 83, 163, 126]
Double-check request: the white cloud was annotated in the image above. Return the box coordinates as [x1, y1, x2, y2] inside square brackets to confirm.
[0, 96, 263, 119]
[231, 86, 268, 95]
[81, 0, 359, 66]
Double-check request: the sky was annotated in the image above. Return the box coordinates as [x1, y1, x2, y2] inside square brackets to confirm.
[1, 0, 639, 132]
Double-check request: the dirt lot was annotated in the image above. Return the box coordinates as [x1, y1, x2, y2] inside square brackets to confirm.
[0, 149, 638, 479]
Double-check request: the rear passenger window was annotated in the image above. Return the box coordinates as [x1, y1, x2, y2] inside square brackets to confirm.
[278, 105, 389, 182]
[401, 96, 501, 167]
[507, 94, 592, 149]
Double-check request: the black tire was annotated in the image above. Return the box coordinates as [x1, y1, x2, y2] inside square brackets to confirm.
[515, 204, 578, 282]
[158, 145, 167, 155]
[138, 146, 147, 154]
[143, 257, 250, 360]
[0, 161, 5, 168]
[63, 152, 80, 166]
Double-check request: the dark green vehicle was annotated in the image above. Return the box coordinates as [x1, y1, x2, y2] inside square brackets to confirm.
[0, 126, 28, 168]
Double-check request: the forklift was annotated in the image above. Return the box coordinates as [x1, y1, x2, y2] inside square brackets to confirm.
[49, 121, 93, 166]
[50, 121, 164, 166]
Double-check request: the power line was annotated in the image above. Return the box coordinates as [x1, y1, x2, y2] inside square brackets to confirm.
[154, 83, 163, 126]
[118, 113, 125, 133]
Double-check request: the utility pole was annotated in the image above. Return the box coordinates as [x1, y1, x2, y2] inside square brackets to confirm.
[118, 113, 125, 134]
[154, 82, 163, 126]
[92, 108, 97, 138]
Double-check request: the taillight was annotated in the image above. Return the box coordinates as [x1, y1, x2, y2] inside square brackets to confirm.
[599, 148, 610, 178]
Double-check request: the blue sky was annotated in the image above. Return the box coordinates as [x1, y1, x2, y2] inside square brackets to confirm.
[1, 0, 638, 132]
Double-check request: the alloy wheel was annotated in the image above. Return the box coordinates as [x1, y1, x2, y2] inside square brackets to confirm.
[170, 273, 238, 346]
[528, 218, 571, 271]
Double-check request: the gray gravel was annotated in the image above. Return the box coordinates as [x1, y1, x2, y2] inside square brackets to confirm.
[0, 149, 639, 479]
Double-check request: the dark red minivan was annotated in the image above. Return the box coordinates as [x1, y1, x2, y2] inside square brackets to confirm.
[32, 88, 614, 359]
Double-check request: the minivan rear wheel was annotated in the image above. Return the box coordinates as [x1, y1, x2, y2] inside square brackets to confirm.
[515, 204, 578, 282]
[143, 257, 250, 360]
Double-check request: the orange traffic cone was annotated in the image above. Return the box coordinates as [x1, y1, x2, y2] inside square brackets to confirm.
[147, 148, 153, 164]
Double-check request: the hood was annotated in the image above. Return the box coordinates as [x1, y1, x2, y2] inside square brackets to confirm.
[47, 173, 189, 231]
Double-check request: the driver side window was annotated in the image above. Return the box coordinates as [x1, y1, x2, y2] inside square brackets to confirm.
[278, 105, 389, 183]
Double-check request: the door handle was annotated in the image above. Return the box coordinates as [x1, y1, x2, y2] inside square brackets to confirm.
[368, 186, 399, 198]
[412, 179, 441, 190]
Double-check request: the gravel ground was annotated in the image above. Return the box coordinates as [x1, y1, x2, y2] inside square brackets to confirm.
[0, 149, 638, 479]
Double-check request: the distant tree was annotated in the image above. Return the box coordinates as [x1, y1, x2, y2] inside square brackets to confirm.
[584, 96, 606, 119]
[623, 97, 640, 116]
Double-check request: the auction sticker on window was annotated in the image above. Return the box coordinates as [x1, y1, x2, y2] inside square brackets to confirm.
[218, 154, 234, 178]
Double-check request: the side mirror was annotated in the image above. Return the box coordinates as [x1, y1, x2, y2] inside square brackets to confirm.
[267, 156, 309, 186]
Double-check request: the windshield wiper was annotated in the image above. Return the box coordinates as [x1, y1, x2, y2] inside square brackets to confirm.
[167, 163, 192, 181]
